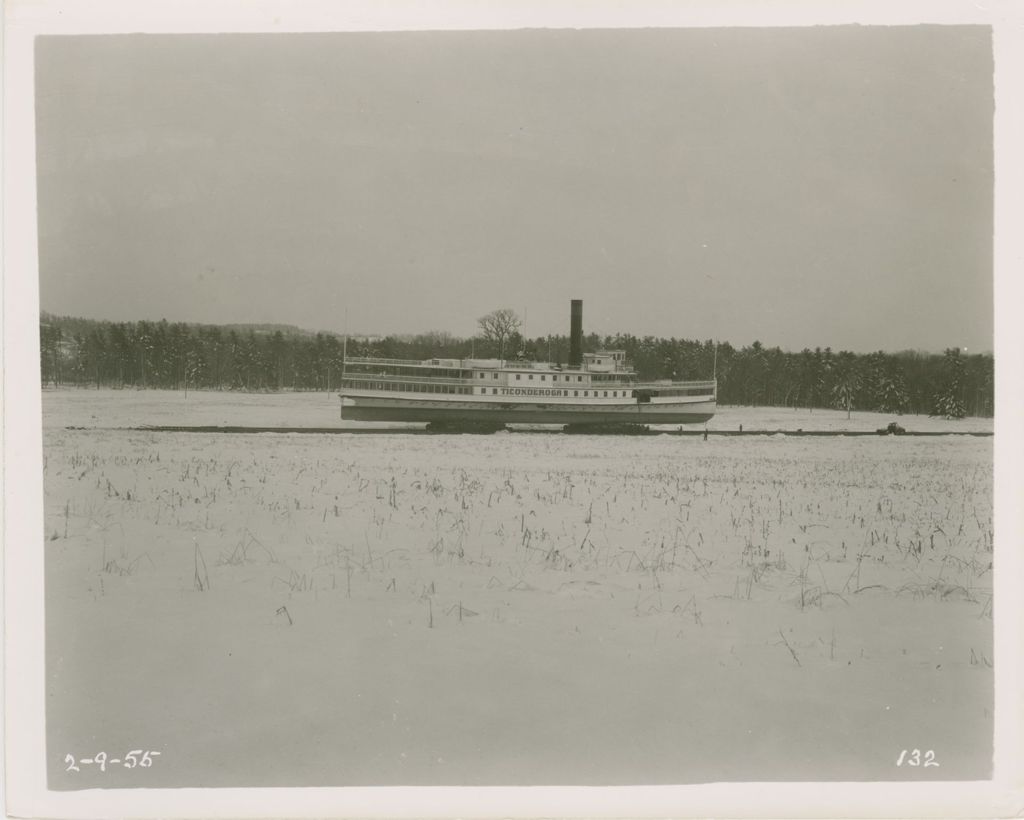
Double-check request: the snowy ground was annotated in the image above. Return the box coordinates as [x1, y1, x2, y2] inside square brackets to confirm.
[42, 390, 993, 787]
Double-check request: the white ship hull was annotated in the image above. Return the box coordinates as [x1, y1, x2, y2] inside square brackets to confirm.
[341, 391, 715, 425]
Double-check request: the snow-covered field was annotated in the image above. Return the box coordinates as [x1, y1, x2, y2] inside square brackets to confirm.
[42, 390, 994, 787]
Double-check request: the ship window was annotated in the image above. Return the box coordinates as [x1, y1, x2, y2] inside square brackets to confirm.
[492, 373, 498, 379]
[516, 374, 521, 380]
[540, 375, 545, 381]
[528, 374, 533, 380]
[479, 373, 485, 378]
[574, 390, 578, 397]
[577, 376, 583, 382]
[603, 391, 608, 397]
[584, 391, 589, 397]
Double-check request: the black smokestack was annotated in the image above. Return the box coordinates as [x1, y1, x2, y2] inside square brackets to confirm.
[569, 299, 583, 368]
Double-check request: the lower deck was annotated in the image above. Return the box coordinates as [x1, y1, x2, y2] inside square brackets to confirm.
[340, 392, 716, 425]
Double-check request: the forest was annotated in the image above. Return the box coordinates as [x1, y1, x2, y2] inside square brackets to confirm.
[38, 312, 993, 418]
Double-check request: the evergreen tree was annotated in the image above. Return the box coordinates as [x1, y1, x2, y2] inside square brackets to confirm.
[830, 353, 861, 419]
[931, 348, 967, 418]
[878, 374, 910, 414]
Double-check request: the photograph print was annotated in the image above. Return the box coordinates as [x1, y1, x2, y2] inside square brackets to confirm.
[19, 11, 1006, 805]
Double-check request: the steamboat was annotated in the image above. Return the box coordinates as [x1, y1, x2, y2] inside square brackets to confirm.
[339, 300, 716, 428]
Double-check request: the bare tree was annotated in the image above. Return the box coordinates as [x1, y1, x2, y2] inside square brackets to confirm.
[477, 308, 521, 359]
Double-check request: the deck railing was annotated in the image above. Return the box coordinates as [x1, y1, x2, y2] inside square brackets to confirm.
[631, 380, 717, 392]
[341, 373, 717, 396]
[343, 373, 476, 386]
[344, 356, 456, 368]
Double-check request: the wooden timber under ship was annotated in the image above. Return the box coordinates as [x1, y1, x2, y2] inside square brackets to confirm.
[339, 300, 716, 428]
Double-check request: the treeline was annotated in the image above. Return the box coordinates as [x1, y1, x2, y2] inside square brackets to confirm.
[39, 314, 992, 418]
[39, 315, 352, 393]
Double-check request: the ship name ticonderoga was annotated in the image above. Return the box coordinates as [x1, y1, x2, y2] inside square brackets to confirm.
[500, 387, 566, 397]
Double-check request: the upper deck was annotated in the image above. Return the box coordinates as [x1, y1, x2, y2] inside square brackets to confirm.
[342, 351, 635, 385]
[340, 353, 714, 399]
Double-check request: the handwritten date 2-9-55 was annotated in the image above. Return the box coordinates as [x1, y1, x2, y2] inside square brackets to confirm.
[64, 751, 160, 772]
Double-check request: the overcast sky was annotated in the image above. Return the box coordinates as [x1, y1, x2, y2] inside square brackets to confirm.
[35, 27, 993, 353]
